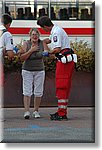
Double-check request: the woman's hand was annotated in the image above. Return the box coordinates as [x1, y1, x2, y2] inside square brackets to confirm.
[30, 45, 39, 52]
[20, 44, 39, 61]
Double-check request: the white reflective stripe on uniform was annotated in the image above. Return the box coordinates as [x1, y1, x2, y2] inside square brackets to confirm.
[58, 99, 68, 103]
[58, 105, 67, 109]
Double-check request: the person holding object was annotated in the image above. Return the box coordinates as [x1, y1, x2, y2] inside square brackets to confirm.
[20, 28, 49, 119]
[37, 16, 75, 121]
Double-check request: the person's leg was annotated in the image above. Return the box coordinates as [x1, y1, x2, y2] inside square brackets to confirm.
[23, 95, 31, 119]
[57, 61, 74, 116]
[32, 96, 42, 118]
[56, 78, 71, 117]
[33, 71, 45, 118]
[34, 96, 41, 112]
[50, 61, 74, 120]
[22, 70, 33, 119]
[23, 95, 31, 112]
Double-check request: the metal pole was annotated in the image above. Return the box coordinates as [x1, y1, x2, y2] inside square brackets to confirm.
[0, 1, 2, 17]
[34, 0, 37, 19]
[76, 0, 79, 19]
[76, 0, 79, 8]
[2, 0, 5, 14]
[48, 0, 51, 18]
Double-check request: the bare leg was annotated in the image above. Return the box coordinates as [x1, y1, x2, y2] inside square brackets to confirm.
[34, 97, 41, 112]
[23, 95, 31, 112]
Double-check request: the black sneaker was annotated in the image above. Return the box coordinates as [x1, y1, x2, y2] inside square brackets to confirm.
[50, 113, 68, 121]
[50, 112, 58, 117]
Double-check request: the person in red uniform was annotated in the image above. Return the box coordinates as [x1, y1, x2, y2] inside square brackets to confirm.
[37, 16, 75, 121]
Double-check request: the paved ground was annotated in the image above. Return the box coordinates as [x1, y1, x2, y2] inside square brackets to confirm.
[1, 107, 95, 143]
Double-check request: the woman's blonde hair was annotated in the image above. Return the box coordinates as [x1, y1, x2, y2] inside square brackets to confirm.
[29, 28, 40, 37]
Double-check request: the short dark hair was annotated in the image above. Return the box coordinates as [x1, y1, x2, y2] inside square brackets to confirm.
[1, 13, 12, 25]
[37, 16, 53, 27]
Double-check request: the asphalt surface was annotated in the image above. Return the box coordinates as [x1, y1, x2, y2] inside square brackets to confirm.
[1, 107, 95, 143]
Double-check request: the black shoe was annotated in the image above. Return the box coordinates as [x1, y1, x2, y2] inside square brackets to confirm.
[24, 115, 30, 119]
[50, 112, 58, 117]
[50, 113, 68, 121]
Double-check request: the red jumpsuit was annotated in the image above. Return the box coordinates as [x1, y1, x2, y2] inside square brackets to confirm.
[56, 50, 74, 116]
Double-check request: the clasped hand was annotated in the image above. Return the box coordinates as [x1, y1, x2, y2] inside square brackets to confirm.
[30, 45, 39, 52]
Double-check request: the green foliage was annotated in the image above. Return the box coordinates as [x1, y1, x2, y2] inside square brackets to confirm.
[43, 57, 56, 72]
[4, 55, 56, 73]
[70, 40, 95, 72]
[4, 40, 95, 73]
[4, 56, 22, 73]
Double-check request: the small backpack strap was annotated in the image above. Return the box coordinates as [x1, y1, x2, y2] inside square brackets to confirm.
[2, 29, 7, 33]
[0, 29, 7, 37]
